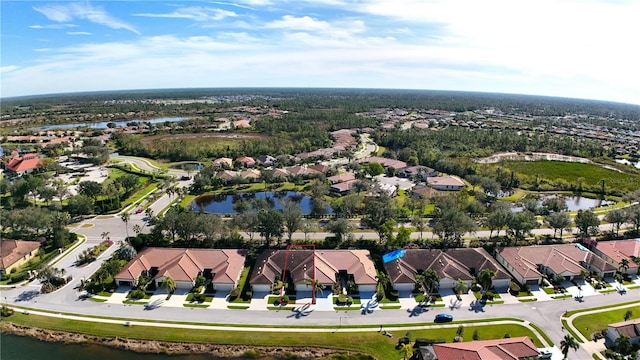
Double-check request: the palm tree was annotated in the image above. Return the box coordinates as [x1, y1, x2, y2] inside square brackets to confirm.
[477, 268, 495, 294]
[454, 278, 468, 297]
[620, 258, 630, 274]
[132, 224, 142, 235]
[160, 276, 177, 294]
[560, 335, 579, 359]
[398, 343, 413, 360]
[306, 278, 323, 304]
[376, 272, 390, 298]
[121, 212, 130, 240]
[100, 231, 110, 241]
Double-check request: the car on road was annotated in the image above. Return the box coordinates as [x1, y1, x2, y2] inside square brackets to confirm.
[434, 313, 453, 323]
[135, 208, 144, 214]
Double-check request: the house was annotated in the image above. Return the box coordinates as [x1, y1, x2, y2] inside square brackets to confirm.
[249, 249, 377, 294]
[270, 168, 290, 180]
[240, 169, 261, 180]
[308, 164, 331, 174]
[495, 244, 616, 286]
[330, 179, 358, 194]
[357, 156, 407, 170]
[232, 119, 251, 128]
[416, 337, 540, 360]
[115, 248, 246, 291]
[384, 249, 512, 292]
[402, 166, 437, 180]
[216, 170, 239, 182]
[592, 239, 640, 275]
[427, 176, 465, 191]
[256, 155, 276, 166]
[212, 157, 233, 169]
[328, 172, 356, 184]
[605, 319, 640, 348]
[236, 156, 256, 168]
[0, 240, 41, 275]
[285, 165, 320, 177]
[5, 153, 41, 175]
[411, 184, 441, 199]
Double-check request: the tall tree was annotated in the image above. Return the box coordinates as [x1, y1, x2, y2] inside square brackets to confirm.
[121, 212, 131, 240]
[477, 268, 495, 294]
[605, 208, 626, 237]
[574, 209, 600, 240]
[160, 276, 177, 294]
[625, 205, 640, 234]
[363, 193, 397, 243]
[257, 209, 284, 247]
[282, 200, 303, 244]
[544, 211, 571, 239]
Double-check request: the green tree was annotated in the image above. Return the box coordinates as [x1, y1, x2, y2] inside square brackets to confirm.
[485, 202, 512, 239]
[624, 310, 633, 321]
[506, 211, 538, 241]
[477, 268, 495, 294]
[560, 335, 579, 359]
[326, 218, 352, 243]
[398, 343, 413, 360]
[121, 212, 131, 240]
[544, 211, 571, 240]
[160, 276, 177, 294]
[305, 278, 324, 303]
[364, 162, 384, 176]
[282, 200, 303, 244]
[620, 258, 630, 274]
[625, 205, 640, 234]
[257, 209, 284, 247]
[605, 208, 627, 237]
[454, 278, 468, 296]
[78, 180, 102, 202]
[363, 193, 396, 243]
[574, 209, 600, 240]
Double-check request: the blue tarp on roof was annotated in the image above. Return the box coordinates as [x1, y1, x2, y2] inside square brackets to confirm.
[382, 249, 406, 263]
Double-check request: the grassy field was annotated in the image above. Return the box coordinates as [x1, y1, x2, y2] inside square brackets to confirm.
[500, 160, 640, 193]
[2, 312, 545, 359]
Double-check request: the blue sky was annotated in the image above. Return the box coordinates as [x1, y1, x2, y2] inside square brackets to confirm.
[2, 0, 639, 105]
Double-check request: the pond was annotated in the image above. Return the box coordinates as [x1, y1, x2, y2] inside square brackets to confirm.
[32, 117, 187, 130]
[512, 195, 615, 212]
[190, 191, 332, 215]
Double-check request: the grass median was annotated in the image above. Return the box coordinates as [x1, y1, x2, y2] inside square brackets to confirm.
[2, 312, 546, 359]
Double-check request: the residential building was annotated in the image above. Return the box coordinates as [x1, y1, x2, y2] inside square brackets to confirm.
[256, 155, 276, 166]
[236, 156, 256, 168]
[0, 240, 41, 275]
[115, 248, 246, 291]
[592, 239, 640, 275]
[327, 172, 356, 184]
[495, 244, 616, 285]
[401, 166, 437, 180]
[330, 179, 358, 194]
[416, 337, 540, 360]
[384, 248, 511, 292]
[212, 157, 233, 169]
[249, 249, 377, 294]
[5, 153, 41, 175]
[427, 176, 465, 191]
[605, 319, 640, 347]
[357, 156, 407, 170]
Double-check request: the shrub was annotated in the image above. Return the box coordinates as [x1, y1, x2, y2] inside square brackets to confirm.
[1, 274, 10, 281]
[1, 306, 14, 317]
[128, 289, 146, 299]
[193, 293, 206, 302]
[10, 272, 29, 283]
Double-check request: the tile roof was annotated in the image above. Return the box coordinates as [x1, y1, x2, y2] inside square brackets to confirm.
[431, 337, 539, 360]
[595, 239, 640, 267]
[115, 248, 246, 285]
[609, 319, 640, 338]
[0, 240, 41, 270]
[357, 156, 407, 170]
[384, 249, 511, 285]
[6, 154, 41, 173]
[328, 172, 356, 184]
[427, 176, 465, 187]
[497, 244, 616, 280]
[250, 249, 377, 286]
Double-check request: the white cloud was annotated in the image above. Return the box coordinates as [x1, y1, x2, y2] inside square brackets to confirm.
[33, 3, 140, 34]
[33, 48, 53, 52]
[134, 6, 238, 22]
[29, 24, 78, 29]
[67, 31, 92, 36]
[1, 66, 20, 74]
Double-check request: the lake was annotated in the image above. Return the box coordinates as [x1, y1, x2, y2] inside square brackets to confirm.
[32, 117, 187, 130]
[512, 195, 615, 212]
[191, 191, 331, 215]
[0, 333, 239, 360]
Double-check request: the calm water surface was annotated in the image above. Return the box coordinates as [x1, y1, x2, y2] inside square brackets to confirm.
[33, 117, 187, 130]
[0, 333, 247, 360]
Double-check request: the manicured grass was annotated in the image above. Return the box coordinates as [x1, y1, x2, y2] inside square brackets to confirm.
[599, 289, 617, 294]
[227, 305, 249, 310]
[183, 304, 209, 308]
[518, 298, 537, 302]
[334, 307, 361, 311]
[572, 305, 640, 339]
[543, 288, 555, 295]
[122, 300, 148, 305]
[380, 305, 402, 310]
[499, 189, 527, 201]
[0, 312, 544, 359]
[551, 294, 572, 299]
[87, 298, 107, 303]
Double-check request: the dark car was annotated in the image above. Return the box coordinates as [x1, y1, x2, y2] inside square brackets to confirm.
[434, 313, 453, 323]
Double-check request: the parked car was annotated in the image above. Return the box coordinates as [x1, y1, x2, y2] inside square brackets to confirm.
[434, 313, 453, 323]
[135, 207, 144, 214]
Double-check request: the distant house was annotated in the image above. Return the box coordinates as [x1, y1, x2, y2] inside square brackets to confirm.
[411, 184, 441, 199]
[285, 165, 320, 177]
[357, 156, 407, 170]
[605, 319, 640, 348]
[256, 155, 276, 166]
[236, 156, 256, 168]
[0, 240, 41, 275]
[232, 119, 251, 129]
[427, 176, 465, 191]
[384, 249, 512, 292]
[250, 249, 377, 294]
[308, 164, 331, 174]
[401, 166, 436, 180]
[416, 337, 540, 360]
[212, 157, 233, 169]
[593, 239, 640, 275]
[240, 169, 261, 180]
[5, 153, 41, 175]
[115, 248, 246, 291]
[495, 244, 616, 286]
[330, 179, 358, 194]
[328, 172, 356, 184]
[216, 170, 239, 181]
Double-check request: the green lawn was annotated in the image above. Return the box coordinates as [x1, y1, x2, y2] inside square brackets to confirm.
[1, 312, 545, 359]
[572, 305, 640, 339]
